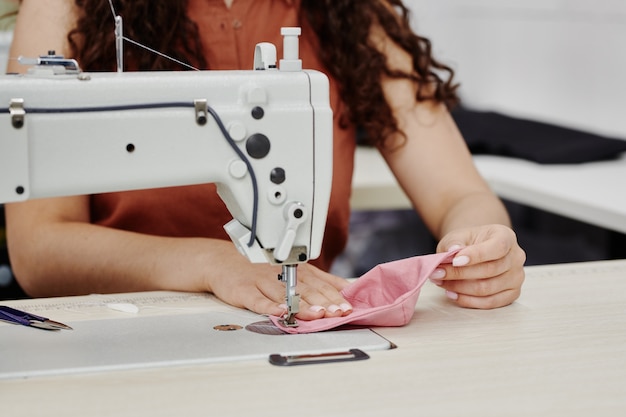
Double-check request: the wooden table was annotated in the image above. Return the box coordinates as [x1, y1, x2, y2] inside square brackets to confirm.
[2, 259, 626, 416]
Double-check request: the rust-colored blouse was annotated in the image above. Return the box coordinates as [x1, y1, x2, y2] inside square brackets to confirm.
[91, 0, 356, 271]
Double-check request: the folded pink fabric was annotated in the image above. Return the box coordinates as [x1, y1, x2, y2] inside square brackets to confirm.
[269, 250, 459, 334]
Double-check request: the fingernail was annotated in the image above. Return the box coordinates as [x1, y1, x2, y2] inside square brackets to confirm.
[278, 303, 287, 310]
[448, 244, 463, 252]
[446, 290, 459, 300]
[340, 303, 353, 312]
[309, 305, 325, 313]
[328, 304, 342, 313]
[453, 255, 470, 267]
[429, 278, 443, 286]
[429, 268, 446, 280]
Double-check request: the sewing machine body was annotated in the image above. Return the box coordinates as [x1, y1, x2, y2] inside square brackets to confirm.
[0, 67, 333, 265]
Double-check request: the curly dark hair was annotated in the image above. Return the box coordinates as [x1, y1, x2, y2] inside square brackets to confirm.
[68, 0, 458, 148]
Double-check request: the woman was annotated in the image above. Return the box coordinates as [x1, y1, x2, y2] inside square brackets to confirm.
[6, 0, 525, 320]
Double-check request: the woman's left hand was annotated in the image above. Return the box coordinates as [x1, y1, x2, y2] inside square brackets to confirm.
[429, 224, 526, 309]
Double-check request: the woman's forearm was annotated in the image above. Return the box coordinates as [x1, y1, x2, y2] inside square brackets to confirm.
[437, 190, 512, 240]
[7, 218, 242, 297]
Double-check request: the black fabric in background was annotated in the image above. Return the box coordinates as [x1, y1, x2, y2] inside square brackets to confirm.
[451, 107, 626, 164]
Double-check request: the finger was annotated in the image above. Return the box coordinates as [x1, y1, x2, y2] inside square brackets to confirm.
[439, 225, 519, 266]
[452, 235, 512, 268]
[248, 278, 330, 320]
[437, 238, 526, 282]
[296, 281, 352, 318]
[431, 256, 510, 282]
[239, 286, 288, 317]
[253, 270, 352, 320]
[444, 286, 522, 309]
[434, 264, 525, 302]
[439, 274, 508, 296]
[295, 265, 353, 317]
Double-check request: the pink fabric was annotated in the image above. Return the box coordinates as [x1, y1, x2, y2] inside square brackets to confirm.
[269, 250, 459, 334]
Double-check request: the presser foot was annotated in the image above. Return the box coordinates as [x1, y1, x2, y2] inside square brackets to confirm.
[279, 294, 300, 328]
[279, 314, 298, 327]
[278, 264, 300, 327]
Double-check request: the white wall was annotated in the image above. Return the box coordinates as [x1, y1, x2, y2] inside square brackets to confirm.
[405, 0, 626, 138]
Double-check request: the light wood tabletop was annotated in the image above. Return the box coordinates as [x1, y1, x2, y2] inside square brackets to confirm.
[2, 259, 626, 417]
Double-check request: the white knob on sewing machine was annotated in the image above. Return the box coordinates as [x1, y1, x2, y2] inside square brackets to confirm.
[253, 42, 277, 70]
[279, 27, 302, 72]
[273, 202, 307, 262]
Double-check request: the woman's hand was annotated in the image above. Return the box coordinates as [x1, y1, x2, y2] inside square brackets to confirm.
[429, 224, 526, 309]
[203, 261, 353, 320]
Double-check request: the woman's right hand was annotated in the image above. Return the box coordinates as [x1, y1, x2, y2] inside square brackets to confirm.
[203, 258, 353, 320]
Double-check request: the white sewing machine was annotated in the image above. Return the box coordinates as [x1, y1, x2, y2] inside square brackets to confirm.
[0, 28, 333, 327]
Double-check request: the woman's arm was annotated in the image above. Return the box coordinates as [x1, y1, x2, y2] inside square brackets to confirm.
[6, 196, 351, 317]
[371, 17, 526, 309]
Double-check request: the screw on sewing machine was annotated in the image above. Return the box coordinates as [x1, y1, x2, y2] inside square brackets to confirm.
[9, 99, 25, 129]
[194, 99, 208, 125]
[251, 106, 264, 120]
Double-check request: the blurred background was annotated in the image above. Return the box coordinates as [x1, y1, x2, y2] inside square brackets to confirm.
[1, 1, 625, 293]
[405, 0, 626, 137]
